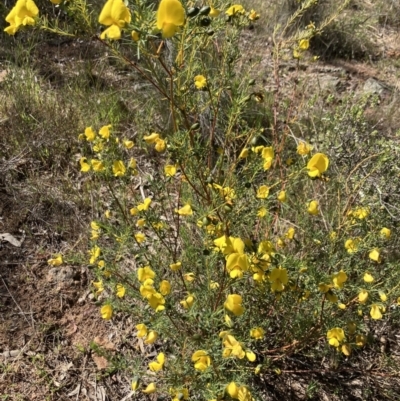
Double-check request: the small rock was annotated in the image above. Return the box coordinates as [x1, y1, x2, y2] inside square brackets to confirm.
[47, 267, 75, 283]
[363, 78, 385, 95]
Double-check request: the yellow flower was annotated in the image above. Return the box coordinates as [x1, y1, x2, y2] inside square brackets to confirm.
[369, 248, 381, 263]
[137, 198, 152, 211]
[142, 383, 156, 394]
[183, 272, 195, 282]
[269, 267, 288, 292]
[226, 4, 245, 16]
[224, 294, 244, 316]
[50, 0, 62, 4]
[225, 238, 249, 278]
[332, 270, 347, 289]
[297, 141, 313, 155]
[277, 190, 287, 202]
[256, 185, 269, 199]
[370, 304, 383, 320]
[192, 350, 211, 371]
[248, 9, 259, 21]
[194, 75, 207, 89]
[164, 164, 177, 177]
[223, 335, 245, 359]
[93, 280, 104, 295]
[363, 272, 374, 283]
[136, 218, 146, 227]
[352, 207, 369, 219]
[226, 382, 239, 399]
[257, 207, 267, 217]
[154, 138, 166, 152]
[306, 153, 329, 178]
[169, 261, 182, 271]
[250, 327, 264, 340]
[358, 290, 369, 304]
[379, 291, 387, 302]
[100, 304, 113, 320]
[84, 127, 96, 141]
[143, 133, 160, 143]
[210, 7, 220, 17]
[80, 157, 91, 172]
[91, 159, 105, 172]
[144, 330, 158, 344]
[180, 294, 194, 309]
[156, 0, 185, 38]
[245, 350, 256, 362]
[123, 139, 134, 149]
[345, 238, 360, 254]
[149, 352, 165, 372]
[136, 323, 147, 338]
[131, 30, 140, 41]
[285, 227, 295, 240]
[116, 284, 126, 298]
[261, 146, 274, 171]
[89, 245, 101, 264]
[4, 0, 39, 35]
[137, 266, 155, 282]
[307, 200, 319, 215]
[112, 160, 126, 177]
[327, 327, 345, 347]
[135, 232, 146, 243]
[131, 378, 139, 391]
[98, 0, 131, 40]
[177, 204, 193, 216]
[48, 254, 63, 266]
[380, 227, 391, 239]
[299, 39, 310, 50]
[99, 124, 111, 139]
[159, 280, 171, 296]
[239, 148, 249, 158]
[341, 344, 351, 356]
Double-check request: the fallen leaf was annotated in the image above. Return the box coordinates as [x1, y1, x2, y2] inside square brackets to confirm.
[0, 233, 22, 247]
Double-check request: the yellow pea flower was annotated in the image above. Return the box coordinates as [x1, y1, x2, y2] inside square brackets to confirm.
[370, 304, 383, 320]
[191, 350, 211, 371]
[224, 294, 244, 316]
[226, 5, 245, 16]
[194, 75, 207, 89]
[277, 190, 287, 202]
[98, 0, 131, 40]
[307, 153, 329, 178]
[380, 227, 391, 239]
[149, 352, 165, 372]
[169, 261, 182, 271]
[307, 200, 319, 215]
[164, 164, 177, 177]
[327, 327, 345, 347]
[112, 160, 126, 176]
[250, 327, 265, 340]
[116, 284, 126, 298]
[4, 0, 39, 35]
[156, 0, 185, 38]
[177, 204, 193, 216]
[297, 141, 313, 155]
[80, 157, 91, 172]
[256, 185, 269, 199]
[142, 383, 156, 394]
[363, 272, 374, 283]
[48, 254, 63, 266]
[100, 304, 113, 320]
[99, 124, 111, 139]
[369, 248, 381, 263]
